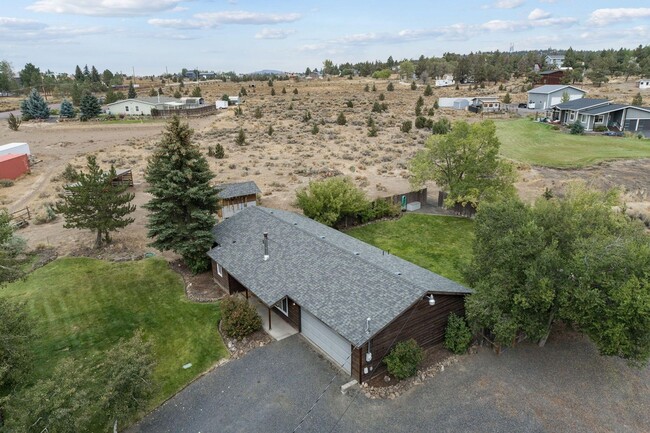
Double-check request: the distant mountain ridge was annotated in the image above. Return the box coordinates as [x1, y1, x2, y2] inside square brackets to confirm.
[248, 69, 286, 75]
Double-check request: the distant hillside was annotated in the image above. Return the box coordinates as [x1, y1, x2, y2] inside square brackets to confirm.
[249, 69, 286, 75]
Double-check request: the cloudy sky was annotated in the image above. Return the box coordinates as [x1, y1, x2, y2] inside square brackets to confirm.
[1, 0, 650, 75]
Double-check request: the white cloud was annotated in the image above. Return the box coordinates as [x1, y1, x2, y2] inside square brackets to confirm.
[587, 8, 650, 26]
[255, 28, 295, 39]
[0, 16, 46, 30]
[494, 0, 525, 9]
[528, 8, 551, 20]
[481, 20, 529, 32]
[27, 0, 188, 16]
[149, 10, 301, 29]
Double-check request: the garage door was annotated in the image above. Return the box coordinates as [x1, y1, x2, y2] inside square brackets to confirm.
[301, 309, 351, 374]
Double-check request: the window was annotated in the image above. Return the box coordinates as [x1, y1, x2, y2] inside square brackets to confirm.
[569, 112, 575, 121]
[276, 297, 289, 316]
[580, 114, 586, 123]
[595, 115, 604, 123]
[125, 106, 129, 112]
[216, 263, 223, 277]
[135, 106, 139, 112]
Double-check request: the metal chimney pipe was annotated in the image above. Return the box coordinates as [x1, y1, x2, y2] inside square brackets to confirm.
[263, 232, 269, 261]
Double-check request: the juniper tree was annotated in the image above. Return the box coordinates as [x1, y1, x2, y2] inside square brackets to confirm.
[144, 117, 219, 273]
[235, 127, 246, 146]
[60, 99, 76, 118]
[79, 92, 102, 121]
[56, 156, 136, 248]
[128, 82, 137, 98]
[336, 112, 347, 125]
[424, 84, 433, 96]
[20, 88, 50, 120]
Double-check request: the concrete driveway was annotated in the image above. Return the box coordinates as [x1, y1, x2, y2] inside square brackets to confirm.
[130, 329, 650, 433]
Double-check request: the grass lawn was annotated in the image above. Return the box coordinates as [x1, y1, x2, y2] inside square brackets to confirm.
[1, 257, 227, 411]
[496, 119, 650, 168]
[346, 214, 474, 284]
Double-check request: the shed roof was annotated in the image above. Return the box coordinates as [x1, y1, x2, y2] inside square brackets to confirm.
[215, 180, 261, 199]
[207, 206, 471, 347]
[552, 98, 610, 111]
[473, 96, 500, 103]
[528, 85, 586, 95]
[581, 104, 629, 115]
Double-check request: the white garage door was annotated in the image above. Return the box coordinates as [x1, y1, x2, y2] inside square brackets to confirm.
[301, 309, 351, 374]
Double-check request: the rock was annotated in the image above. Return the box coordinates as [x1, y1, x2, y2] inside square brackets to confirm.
[441, 365, 445, 372]
[384, 375, 391, 383]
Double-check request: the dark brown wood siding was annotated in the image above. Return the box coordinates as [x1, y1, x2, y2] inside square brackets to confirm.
[211, 260, 229, 291]
[540, 71, 564, 85]
[272, 298, 301, 330]
[357, 294, 466, 383]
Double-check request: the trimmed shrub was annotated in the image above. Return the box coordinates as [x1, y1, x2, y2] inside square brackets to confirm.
[593, 125, 608, 132]
[384, 339, 423, 380]
[444, 313, 472, 354]
[220, 296, 262, 340]
[570, 122, 585, 135]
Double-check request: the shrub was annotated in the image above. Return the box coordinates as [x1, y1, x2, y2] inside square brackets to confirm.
[359, 199, 399, 222]
[336, 112, 347, 125]
[371, 69, 392, 79]
[239, 87, 247, 96]
[214, 143, 225, 159]
[7, 113, 21, 131]
[378, 93, 385, 101]
[593, 125, 608, 132]
[235, 127, 246, 146]
[570, 122, 585, 135]
[503, 92, 511, 104]
[368, 125, 378, 137]
[267, 125, 274, 136]
[282, 87, 287, 94]
[346, 100, 354, 108]
[220, 296, 262, 340]
[384, 339, 423, 380]
[293, 88, 298, 95]
[427, 107, 435, 116]
[411, 81, 417, 90]
[254, 107, 263, 119]
[400, 120, 412, 133]
[0, 179, 14, 187]
[302, 111, 312, 122]
[414, 116, 428, 129]
[61, 163, 79, 182]
[444, 313, 472, 354]
[271, 88, 276, 96]
[311, 124, 319, 134]
[433, 99, 439, 110]
[372, 83, 377, 92]
[424, 84, 433, 96]
[431, 117, 451, 135]
[387, 82, 394, 91]
[364, 84, 370, 92]
[267, 79, 273, 87]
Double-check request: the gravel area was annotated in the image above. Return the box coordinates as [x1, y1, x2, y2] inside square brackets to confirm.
[129, 327, 650, 433]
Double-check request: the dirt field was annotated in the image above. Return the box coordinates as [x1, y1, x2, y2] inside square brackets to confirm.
[1, 76, 649, 255]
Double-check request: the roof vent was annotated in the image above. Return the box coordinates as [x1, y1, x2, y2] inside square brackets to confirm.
[395, 272, 401, 276]
[263, 232, 269, 261]
[293, 222, 298, 225]
[319, 235, 325, 239]
[354, 252, 360, 255]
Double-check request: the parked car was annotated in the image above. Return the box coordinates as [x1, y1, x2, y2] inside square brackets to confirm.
[517, 103, 527, 108]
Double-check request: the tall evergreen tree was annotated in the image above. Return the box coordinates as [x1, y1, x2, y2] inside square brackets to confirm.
[128, 82, 137, 99]
[20, 88, 50, 120]
[144, 117, 219, 273]
[60, 99, 75, 118]
[90, 65, 101, 83]
[79, 91, 101, 121]
[74, 65, 84, 81]
[56, 156, 136, 248]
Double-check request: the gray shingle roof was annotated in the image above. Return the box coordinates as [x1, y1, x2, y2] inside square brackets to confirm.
[215, 181, 261, 199]
[106, 96, 181, 106]
[528, 85, 585, 95]
[552, 98, 610, 111]
[581, 104, 629, 115]
[208, 206, 471, 347]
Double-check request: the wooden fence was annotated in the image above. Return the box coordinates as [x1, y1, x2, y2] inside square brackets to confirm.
[152, 105, 217, 118]
[383, 188, 427, 206]
[10, 206, 30, 228]
[438, 191, 476, 217]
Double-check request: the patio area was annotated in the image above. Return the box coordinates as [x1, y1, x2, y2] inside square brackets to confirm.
[249, 295, 298, 341]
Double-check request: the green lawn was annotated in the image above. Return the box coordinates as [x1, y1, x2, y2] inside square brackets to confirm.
[1, 257, 227, 409]
[346, 214, 474, 284]
[496, 119, 650, 168]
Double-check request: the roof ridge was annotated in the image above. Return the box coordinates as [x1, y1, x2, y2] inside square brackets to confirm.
[255, 207, 444, 293]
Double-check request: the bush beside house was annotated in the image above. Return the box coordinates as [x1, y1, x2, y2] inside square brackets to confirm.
[220, 296, 262, 340]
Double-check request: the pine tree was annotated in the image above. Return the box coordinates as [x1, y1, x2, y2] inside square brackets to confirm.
[424, 84, 433, 96]
[191, 86, 202, 97]
[503, 92, 511, 104]
[20, 88, 50, 121]
[128, 82, 137, 99]
[144, 117, 219, 273]
[632, 92, 643, 106]
[79, 92, 102, 121]
[60, 99, 76, 118]
[235, 127, 246, 146]
[74, 65, 84, 81]
[90, 66, 101, 83]
[7, 113, 21, 131]
[56, 156, 136, 249]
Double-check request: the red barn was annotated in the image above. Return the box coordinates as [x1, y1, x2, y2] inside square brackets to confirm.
[0, 154, 30, 180]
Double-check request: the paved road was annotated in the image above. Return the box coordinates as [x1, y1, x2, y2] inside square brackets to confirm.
[130, 330, 650, 433]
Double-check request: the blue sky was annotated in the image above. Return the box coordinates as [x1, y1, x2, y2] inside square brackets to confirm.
[1, 0, 650, 75]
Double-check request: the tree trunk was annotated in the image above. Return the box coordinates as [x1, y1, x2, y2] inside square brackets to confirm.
[94, 230, 103, 249]
[114, 419, 118, 433]
[538, 309, 556, 347]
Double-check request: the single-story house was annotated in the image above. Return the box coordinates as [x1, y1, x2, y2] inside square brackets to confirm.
[471, 96, 500, 112]
[216, 180, 261, 220]
[545, 54, 565, 68]
[208, 206, 471, 383]
[639, 79, 650, 90]
[106, 96, 207, 116]
[527, 85, 586, 110]
[434, 74, 455, 87]
[0, 154, 30, 180]
[552, 99, 650, 134]
[539, 70, 564, 85]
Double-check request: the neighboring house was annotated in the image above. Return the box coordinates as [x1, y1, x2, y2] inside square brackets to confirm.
[208, 206, 471, 383]
[106, 97, 204, 116]
[471, 96, 500, 112]
[639, 79, 650, 90]
[552, 98, 650, 134]
[216, 181, 261, 220]
[539, 70, 564, 85]
[434, 74, 455, 87]
[527, 85, 586, 110]
[545, 54, 565, 68]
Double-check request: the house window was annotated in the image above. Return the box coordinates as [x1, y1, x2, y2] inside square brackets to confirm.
[125, 106, 129, 112]
[569, 112, 575, 121]
[216, 263, 223, 277]
[276, 297, 289, 316]
[580, 114, 586, 123]
[135, 106, 139, 112]
[595, 115, 604, 123]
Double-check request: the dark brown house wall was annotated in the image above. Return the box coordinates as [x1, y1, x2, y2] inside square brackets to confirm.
[273, 298, 301, 330]
[540, 71, 563, 85]
[354, 294, 466, 383]
[211, 259, 246, 294]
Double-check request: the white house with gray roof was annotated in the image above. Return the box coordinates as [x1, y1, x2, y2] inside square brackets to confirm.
[527, 85, 586, 110]
[207, 206, 471, 382]
[552, 98, 650, 134]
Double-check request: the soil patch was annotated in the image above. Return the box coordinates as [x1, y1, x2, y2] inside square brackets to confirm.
[171, 259, 225, 302]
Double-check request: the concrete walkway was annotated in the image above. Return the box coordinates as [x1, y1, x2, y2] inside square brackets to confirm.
[250, 296, 298, 341]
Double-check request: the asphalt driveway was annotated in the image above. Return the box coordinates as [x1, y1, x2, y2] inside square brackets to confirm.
[130, 329, 650, 433]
